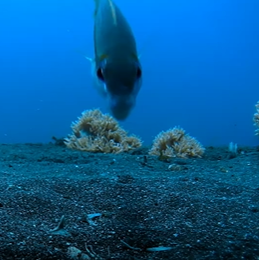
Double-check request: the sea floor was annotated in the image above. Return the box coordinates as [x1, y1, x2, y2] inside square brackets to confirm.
[0, 143, 259, 260]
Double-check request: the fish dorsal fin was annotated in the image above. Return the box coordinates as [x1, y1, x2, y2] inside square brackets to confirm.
[107, 0, 117, 25]
[93, 0, 100, 17]
[93, 0, 117, 25]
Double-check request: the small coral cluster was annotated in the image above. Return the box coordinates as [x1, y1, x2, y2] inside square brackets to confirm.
[65, 109, 142, 153]
[65, 109, 205, 158]
[253, 101, 259, 136]
[149, 126, 205, 159]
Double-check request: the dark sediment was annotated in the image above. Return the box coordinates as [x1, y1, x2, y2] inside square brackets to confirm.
[0, 143, 259, 259]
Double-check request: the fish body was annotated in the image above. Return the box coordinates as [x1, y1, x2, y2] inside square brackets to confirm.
[91, 0, 142, 120]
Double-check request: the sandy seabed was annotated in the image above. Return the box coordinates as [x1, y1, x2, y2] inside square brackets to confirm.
[0, 142, 259, 260]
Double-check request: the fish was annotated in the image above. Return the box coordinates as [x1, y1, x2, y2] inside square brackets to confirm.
[90, 0, 142, 120]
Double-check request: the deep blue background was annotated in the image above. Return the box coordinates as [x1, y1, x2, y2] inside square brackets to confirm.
[0, 0, 258, 146]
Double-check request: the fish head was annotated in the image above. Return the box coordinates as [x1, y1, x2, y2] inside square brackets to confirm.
[95, 56, 142, 120]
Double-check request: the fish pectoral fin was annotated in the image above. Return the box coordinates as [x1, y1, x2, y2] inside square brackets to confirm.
[94, 82, 108, 97]
[85, 56, 93, 62]
[131, 52, 141, 61]
[137, 34, 155, 60]
[74, 48, 94, 62]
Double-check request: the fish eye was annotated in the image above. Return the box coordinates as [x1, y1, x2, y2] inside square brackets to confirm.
[136, 67, 142, 79]
[97, 67, 104, 81]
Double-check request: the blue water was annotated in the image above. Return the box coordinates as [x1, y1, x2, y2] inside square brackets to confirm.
[0, 0, 258, 146]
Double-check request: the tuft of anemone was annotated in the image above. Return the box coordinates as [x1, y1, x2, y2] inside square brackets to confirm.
[149, 126, 205, 159]
[253, 101, 259, 136]
[65, 109, 142, 153]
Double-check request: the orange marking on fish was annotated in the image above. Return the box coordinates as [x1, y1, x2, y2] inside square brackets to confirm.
[99, 53, 109, 61]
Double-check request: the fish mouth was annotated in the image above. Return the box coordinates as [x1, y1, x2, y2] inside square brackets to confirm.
[108, 95, 135, 120]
